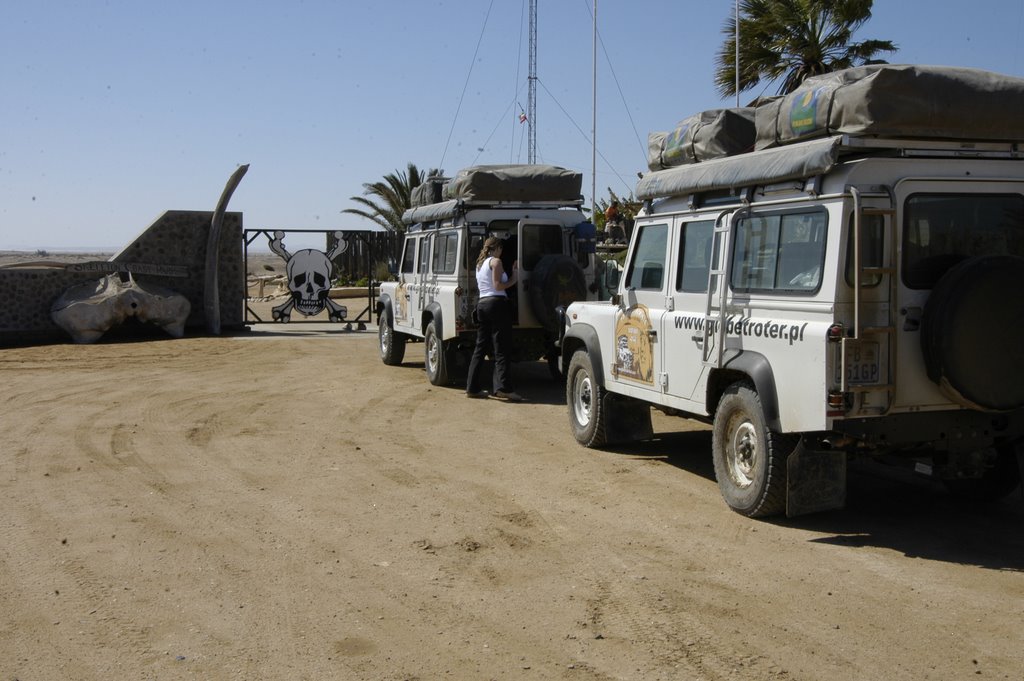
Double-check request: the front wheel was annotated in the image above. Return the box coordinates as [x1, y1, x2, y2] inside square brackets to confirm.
[712, 383, 793, 517]
[378, 309, 406, 365]
[424, 320, 452, 386]
[566, 350, 607, 447]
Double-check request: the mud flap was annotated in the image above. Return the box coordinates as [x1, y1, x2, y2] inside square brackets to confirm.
[603, 392, 654, 444]
[786, 441, 847, 517]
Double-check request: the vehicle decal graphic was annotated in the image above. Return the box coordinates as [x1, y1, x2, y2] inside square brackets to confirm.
[790, 87, 824, 137]
[661, 123, 692, 166]
[395, 283, 409, 322]
[613, 304, 655, 384]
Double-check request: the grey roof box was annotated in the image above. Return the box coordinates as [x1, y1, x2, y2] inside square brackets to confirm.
[410, 176, 449, 208]
[401, 164, 583, 226]
[756, 64, 1024, 150]
[442, 164, 582, 203]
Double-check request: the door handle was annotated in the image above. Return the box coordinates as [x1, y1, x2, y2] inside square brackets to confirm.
[902, 306, 922, 331]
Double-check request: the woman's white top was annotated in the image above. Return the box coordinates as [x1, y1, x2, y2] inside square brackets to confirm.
[476, 257, 507, 298]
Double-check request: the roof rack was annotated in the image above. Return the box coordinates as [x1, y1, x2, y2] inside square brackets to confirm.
[838, 135, 1023, 158]
[402, 197, 585, 226]
[636, 133, 1024, 202]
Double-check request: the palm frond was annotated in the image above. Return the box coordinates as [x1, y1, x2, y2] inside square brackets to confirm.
[714, 0, 897, 97]
[343, 162, 444, 233]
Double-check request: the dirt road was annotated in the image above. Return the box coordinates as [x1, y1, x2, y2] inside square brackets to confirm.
[2, 324, 1022, 680]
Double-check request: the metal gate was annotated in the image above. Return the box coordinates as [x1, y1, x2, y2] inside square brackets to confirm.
[243, 227, 398, 328]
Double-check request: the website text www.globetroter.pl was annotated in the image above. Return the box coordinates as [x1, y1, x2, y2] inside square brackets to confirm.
[674, 315, 810, 344]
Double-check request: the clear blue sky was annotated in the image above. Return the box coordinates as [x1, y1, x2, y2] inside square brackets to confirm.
[2, 0, 1023, 250]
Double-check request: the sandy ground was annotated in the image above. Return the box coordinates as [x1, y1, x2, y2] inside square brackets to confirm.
[2, 254, 1023, 680]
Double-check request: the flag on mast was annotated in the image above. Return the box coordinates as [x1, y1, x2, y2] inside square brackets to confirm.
[518, 105, 528, 124]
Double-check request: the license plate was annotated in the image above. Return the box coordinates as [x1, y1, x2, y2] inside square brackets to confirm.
[839, 341, 880, 385]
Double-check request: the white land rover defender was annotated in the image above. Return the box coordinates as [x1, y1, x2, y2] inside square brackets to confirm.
[377, 164, 598, 385]
[559, 65, 1024, 517]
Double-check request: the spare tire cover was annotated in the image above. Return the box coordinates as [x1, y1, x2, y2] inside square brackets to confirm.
[529, 254, 588, 332]
[920, 254, 1024, 411]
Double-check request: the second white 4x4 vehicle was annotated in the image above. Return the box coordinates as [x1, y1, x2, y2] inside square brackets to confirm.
[560, 65, 1024, 517]
[378, 164, 598, 385]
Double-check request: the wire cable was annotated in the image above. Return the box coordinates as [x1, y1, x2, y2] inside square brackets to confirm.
[536, 78, 632, 195]
[439, 0, 496, 170]
[471, 86, 525, 166]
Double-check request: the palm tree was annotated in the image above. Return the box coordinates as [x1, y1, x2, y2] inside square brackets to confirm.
[714, 0, 897, 98]
[343, 163, 442, 233]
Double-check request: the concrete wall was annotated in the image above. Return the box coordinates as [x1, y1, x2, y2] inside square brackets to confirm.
[0, 210, 244, 345]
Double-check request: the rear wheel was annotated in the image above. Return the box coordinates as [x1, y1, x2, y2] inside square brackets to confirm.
[529, 254, 588, 333]
[424, 320, 452, 386]
[378, 309, 406, 365]
[712, 383, 793, 517]
[943, 446, 1022, 502]
[566, 350, 607, 447]
[921, 255, 1024, 410]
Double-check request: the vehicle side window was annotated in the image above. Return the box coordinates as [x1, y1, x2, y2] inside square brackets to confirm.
[903, 193, 1024, 289]
[418, 236, 430, 274]
[844, 213, 884, 288]
[732, 210, 827, 293]
[468, 235, 483, 274]
[625, 223, 668, 290]
[432, 232, 459, 275]
[521, 223, 563, 270]
[400, 238, 417, 275]
[676, 220, 715, 292]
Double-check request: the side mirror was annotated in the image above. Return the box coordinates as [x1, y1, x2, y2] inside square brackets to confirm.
[604, 265, 621, 290]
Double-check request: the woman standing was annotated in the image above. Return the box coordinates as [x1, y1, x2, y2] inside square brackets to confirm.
[466, 237, 523, 402]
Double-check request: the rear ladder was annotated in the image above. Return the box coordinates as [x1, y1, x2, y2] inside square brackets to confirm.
[844, 186, 898, 415]
[702, 209, 741, 367]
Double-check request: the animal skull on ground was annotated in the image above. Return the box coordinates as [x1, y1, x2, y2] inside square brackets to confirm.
[51, 274, 191, 344]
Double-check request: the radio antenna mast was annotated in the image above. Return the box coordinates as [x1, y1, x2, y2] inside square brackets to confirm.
[591, 0, 597, 221]
[528, 0, 537, 163]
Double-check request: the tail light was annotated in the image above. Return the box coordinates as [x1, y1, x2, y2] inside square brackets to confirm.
[827, 390, 846, 417]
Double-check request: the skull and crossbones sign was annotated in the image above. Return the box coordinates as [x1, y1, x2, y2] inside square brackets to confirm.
[268, 230, 349, 322]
